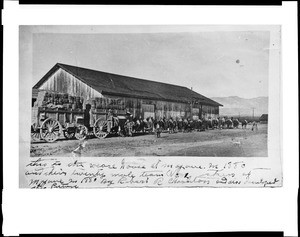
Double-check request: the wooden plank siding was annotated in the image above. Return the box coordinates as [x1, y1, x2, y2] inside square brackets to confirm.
[36, 68, 219, 120]
[100, 95, 219, 120]
[38, 68, 103, 100]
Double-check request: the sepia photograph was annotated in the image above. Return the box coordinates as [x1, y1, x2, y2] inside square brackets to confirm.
[28, 26, 271, 158]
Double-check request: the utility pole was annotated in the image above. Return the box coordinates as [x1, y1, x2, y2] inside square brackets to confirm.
[251, 107, 255, 120]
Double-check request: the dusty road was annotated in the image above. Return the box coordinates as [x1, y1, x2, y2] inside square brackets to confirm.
[30, 124, 268, 157]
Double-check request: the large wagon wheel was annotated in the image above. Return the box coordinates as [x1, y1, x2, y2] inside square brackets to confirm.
[75, 124, 88, 140]
[93, 118, 109, 139]
[40, 118, 62, 143]
[31, 123, 42, 142]
[63, 128, 75, 139]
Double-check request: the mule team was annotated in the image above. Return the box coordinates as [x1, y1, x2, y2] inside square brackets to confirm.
[122, 113, 253, 138]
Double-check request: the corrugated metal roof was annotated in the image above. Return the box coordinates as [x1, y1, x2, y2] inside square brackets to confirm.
[33, 63, 222, 107]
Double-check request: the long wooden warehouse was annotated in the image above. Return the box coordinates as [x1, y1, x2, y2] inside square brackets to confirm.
[32, 63, 222, 120]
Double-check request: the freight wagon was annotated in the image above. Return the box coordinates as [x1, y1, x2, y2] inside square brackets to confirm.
[31, 90, 128, 143]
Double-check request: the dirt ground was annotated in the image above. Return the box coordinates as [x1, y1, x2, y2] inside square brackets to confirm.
[30, 124, 268, 157]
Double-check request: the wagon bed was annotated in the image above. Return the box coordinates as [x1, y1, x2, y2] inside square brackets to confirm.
[31, 104, 128, 143]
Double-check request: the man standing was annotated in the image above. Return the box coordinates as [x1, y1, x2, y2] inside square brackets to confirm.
[125, 111, 133, 136]
[252, 121, 258, 131]
[107, 109, 113, 133]
[156, 118, 164, 138]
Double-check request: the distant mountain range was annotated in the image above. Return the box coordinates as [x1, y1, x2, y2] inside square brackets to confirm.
[210, 96, 268, 117]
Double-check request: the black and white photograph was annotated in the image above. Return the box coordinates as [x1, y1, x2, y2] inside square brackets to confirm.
[2, 2, 298, 236]
[28, 27, 270, 158]
[18, 25, 283, 189]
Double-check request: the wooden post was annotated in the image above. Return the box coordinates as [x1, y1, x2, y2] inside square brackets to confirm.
[200, 104, 203, 119]
[70, 113, 74, 124]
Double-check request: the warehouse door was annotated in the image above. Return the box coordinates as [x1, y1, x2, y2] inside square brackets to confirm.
[192, 108, 199, 120]
[142, 104, 155, 119]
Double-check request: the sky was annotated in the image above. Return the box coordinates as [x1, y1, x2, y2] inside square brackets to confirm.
[28, 26, 271, 99]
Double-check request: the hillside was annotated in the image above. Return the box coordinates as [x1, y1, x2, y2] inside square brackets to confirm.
[211, 96, 268, 117]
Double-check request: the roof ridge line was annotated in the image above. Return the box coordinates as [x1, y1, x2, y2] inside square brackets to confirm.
[34, 63, 222, 107]
[56, 62, 191, 90]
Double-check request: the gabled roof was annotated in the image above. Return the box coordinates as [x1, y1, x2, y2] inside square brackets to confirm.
[33, 63, 222, 107]
[260, 114, 268, 120]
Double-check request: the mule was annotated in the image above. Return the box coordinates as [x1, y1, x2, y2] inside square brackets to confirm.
[225, 119, 233, 129]
[212, 118, 219, 129]
[241, 120, 248, 129]
[218, 117, 226, 129]
[233, 119, 240, 128]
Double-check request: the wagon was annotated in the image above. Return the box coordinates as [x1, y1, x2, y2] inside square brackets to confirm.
[31, 106, 128, 143]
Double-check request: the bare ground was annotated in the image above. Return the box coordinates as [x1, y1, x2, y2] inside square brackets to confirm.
[30, 124, 268, 157]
